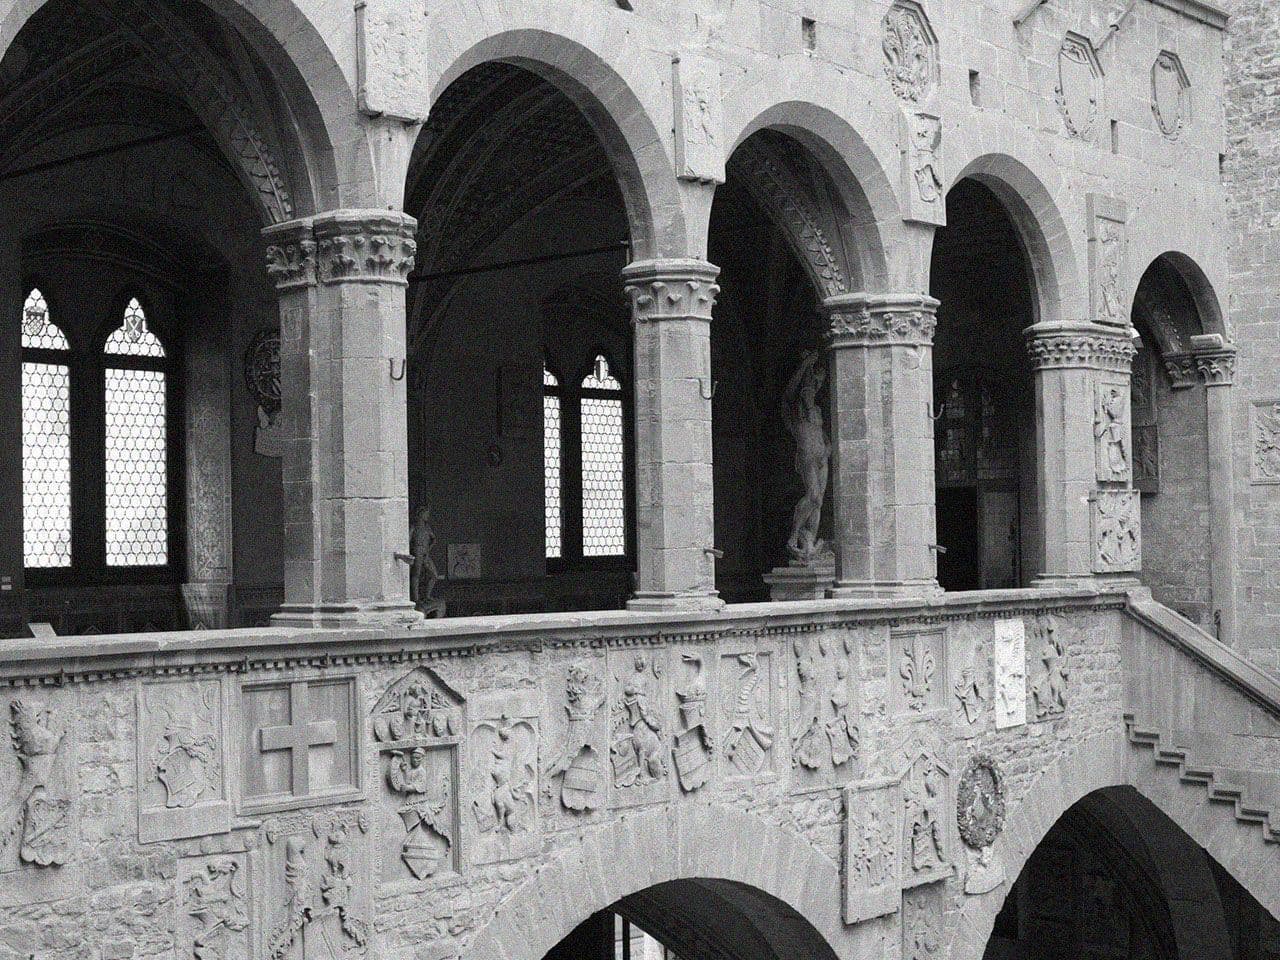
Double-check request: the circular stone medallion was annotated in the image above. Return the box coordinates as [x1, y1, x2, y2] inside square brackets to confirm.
[956, 754, 1006, 849]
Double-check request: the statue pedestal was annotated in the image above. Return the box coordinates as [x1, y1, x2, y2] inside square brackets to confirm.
[764, 563, 836, 601]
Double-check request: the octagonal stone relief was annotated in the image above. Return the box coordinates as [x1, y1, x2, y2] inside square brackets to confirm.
[1055, 33, 1103, 141]
[882, 1, 939, 104]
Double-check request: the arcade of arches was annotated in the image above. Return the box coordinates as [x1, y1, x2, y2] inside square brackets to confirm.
[0, 1, 1278, 960]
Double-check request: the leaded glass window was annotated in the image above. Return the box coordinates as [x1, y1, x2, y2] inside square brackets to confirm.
[103, 298, 168, 566]
[580, 356, 624, 557]
[543, 364, 562, 559]
[20, 288, 72, 567]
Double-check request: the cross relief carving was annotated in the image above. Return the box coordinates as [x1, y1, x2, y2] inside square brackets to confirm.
[258, 682, 339, 798]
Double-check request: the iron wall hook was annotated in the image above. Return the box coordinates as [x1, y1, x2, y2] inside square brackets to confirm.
[389, 358, 406, 381]
[699, 378, 718, 400]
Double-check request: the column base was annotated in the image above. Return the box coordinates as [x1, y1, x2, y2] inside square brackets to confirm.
[272, 600, 425, 629]
[763, 564, 836, 601]
[626, 591, 726, 614]
[826, 579, 943, 600]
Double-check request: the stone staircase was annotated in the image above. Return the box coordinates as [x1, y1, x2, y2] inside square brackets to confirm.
[1124, 715, 1280, 845]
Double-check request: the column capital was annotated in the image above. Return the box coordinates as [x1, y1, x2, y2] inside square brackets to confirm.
[262, 217, 318, 292]
[1190, 333, 1236, 387]
[262, 210, 419, 292]
[313, 209, 418, 285]
[1024, 321, 1136, 371]
[821, 292, 940, 347]
[621, 258, 720, 322]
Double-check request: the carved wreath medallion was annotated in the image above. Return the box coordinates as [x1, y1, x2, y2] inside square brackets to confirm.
[956, 753, 1005, 849]
[243, 329, 281, 415]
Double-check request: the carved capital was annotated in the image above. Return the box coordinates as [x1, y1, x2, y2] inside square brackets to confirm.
[313, 210, 418, 285]
[1195, 351, 1235, 386]
[1162, 352, 1199, 389]
[262, 218, 317, 292]
[622, 258, 721, 322]
[1024, 322, 1136, 372]
[823, 293, 939, 347]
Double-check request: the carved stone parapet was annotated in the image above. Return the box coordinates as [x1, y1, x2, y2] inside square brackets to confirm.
[622, 258, 720, 322]
[313, 210, 418, 285]
[823, 293, 940, 348]
[262, 218, 317, 292]
[1024, 322, 1136, 371]
[1190, 335, 1236, 387]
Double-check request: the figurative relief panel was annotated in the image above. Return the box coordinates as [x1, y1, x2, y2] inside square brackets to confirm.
[1094, 381, 1131, 482]
[891, 627, 946, 718]
[900, 752, 952, 889]
[718, 645, 777, 781]
[138, 679, 230, 842]
[903, 885, 945, 960]
[370, 669, 462, 881]
[672, 55, 724, 184]
[0, 696, 75, 873]
[543, 660, 607, 812]
[899, 111, 945, 226]
[1092, 491, 1141, 573]
[1029, 617, 1069, 720]
[258, 810, 372, 960]
[1088, 195, 1128, 328]
[671, 651, 715, 794]
[950, 625, 988, 736]
[466, 691, 538, 864]
[791, 636, 860, 790]
[178, 854, 250, 960]
[843, 777, 901, 924]
[1250, 400, 1280, 484]
[992, 619, 1026, 730]
[609, 651, 671, 807]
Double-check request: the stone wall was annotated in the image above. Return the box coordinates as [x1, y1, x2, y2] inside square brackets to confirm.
[0, 588, 1214, 960]
[1225, 0, 1280, 674]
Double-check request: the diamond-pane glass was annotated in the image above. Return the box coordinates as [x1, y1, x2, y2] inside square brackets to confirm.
[21, 288, 68, 350]
[544, 367, 559, 388]
[544, 392, 562, 559]
[21, 362, 71, 567]
[105, 367, 168, 565]
[105, 298, 164, 357]
[581, 395, 625, 556]
[581, 355, 621, 391]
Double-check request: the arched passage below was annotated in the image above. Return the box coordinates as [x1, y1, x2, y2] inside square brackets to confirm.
[460, 804, 848, 960]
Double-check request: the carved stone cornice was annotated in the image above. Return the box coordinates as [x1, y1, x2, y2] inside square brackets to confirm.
[822, 293, 940, 348]
[262, 218, 318, 292]
[1194, 350, 1236, 386]
[622, 258, 721, 322]
[313, 210, 418, 285]
[1162, 352, 1199, 389]
[1024, 322, 1136, 371]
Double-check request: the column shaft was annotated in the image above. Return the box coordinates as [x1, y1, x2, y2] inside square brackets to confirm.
[1025, 322, 1138, 584]
[824, 294, 941, 598]
[263, 210, 420, 626]
[623, 259, 722, 612]
[1194, 342, 1238, 644]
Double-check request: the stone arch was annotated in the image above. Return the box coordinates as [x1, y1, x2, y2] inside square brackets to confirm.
[949, 732, 1280, 958]
[462, 804, 847, 960]
[947, 153, 1085, 327]
[1131, 250, 1226, 342]
[0, 0, 361, 221]
[429, 28, 684, 261]
[727, 100, 903, 296]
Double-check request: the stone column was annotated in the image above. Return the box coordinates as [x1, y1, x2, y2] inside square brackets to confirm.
[1025, 322, 1138, 585]
[622, 258, 723, 612]
[262, 210, 421, 627]
[0, 199, 23, 634]
[823, 293, 941, 599]
[1191, 334, 1238, 644]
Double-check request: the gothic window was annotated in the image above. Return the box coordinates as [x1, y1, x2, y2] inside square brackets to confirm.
[20, 286, 178, 579]
[579, 356, 625, 557]
[103, 298, 169, 566]
[543, 352, 631, 567]
[20, 288, 72, 567]
[543, 364, 563, 560]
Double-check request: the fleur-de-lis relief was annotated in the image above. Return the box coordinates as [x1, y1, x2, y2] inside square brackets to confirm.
[900, 637, 937, 710]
